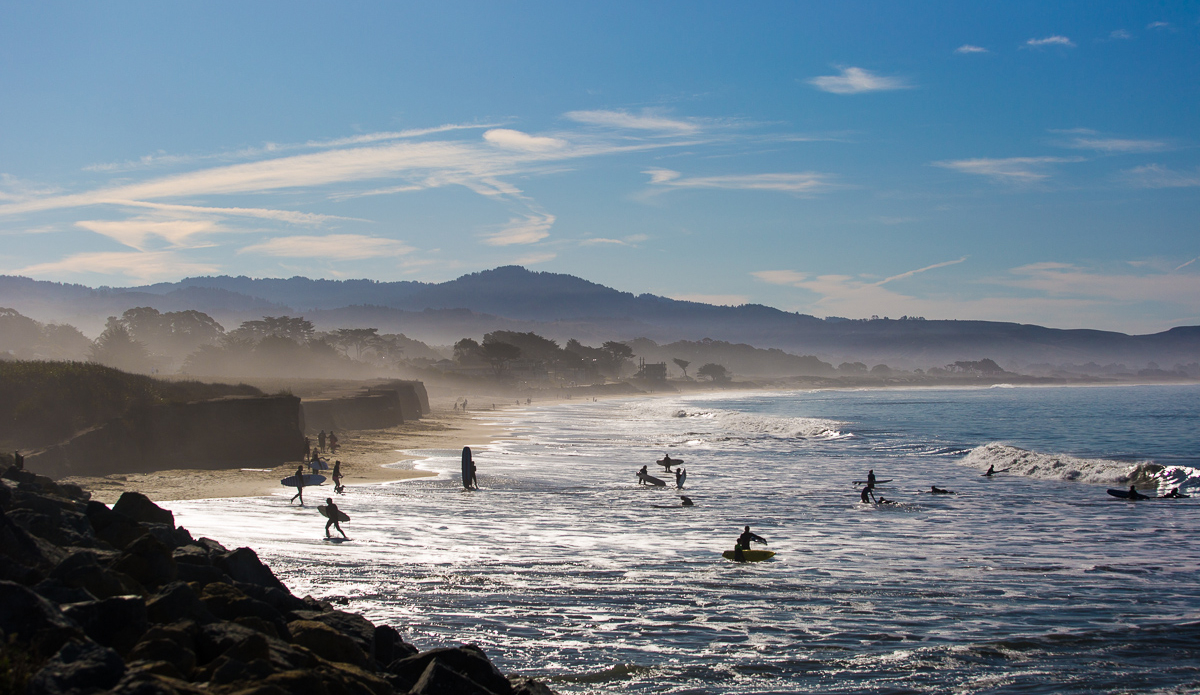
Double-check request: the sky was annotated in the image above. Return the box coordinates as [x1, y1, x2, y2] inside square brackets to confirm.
[0, 2, 1197, 334]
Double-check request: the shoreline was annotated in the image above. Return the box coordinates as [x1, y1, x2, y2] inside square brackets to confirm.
[62, 408, 507, 504]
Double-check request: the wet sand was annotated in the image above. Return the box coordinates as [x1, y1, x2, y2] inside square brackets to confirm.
[64, 409, 505, 504]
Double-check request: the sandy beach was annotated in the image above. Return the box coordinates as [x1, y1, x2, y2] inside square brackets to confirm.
[63, 408, 507, 504]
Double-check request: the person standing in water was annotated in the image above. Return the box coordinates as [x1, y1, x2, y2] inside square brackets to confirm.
[638, 465, 649, 484]
[675, 468, 685, 489]
[324, 498, 347, 539]
[318, 430, 326, 452]
[733, 525, 767, 562]
[985, 464, 995, 477]
[860, 487, 876, 504]
[470, 459, 478, 489]
[290, 465, 306, 505]
[332, 460, 344, 494]
[866, 469, 876, 488]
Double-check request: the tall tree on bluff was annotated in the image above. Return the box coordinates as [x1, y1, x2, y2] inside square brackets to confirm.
[481, 340, 521, 377]
[89, 317, 150, 373]
[672, 358, 691, 379]
[697, 363, 730, 382]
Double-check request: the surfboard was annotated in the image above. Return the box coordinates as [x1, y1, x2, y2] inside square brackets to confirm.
[638, 472, 667, 487]
[309, 460, 328, 471]
[657, 457, 684, 469]
[723, 549, 775, 562]
[1107, 489, 1155, 500]
[318, 504, 350, 522]
[281, 474, 326, 487]
[853, 479, 891, 486]
[676, 469, 687, 489]
[461, 446, 474, 490]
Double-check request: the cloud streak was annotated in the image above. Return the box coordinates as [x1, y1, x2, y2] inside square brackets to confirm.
[933, 156, 1082, 182]
[955, 45, 988, 54]
[644, 168, 836, 195]
[13, 250, 219, 283]
[808, 67, 910, 94]
[565, 109, 700, 134]
[239, 234, 415, 260]
[1025, 36, 1075, 48]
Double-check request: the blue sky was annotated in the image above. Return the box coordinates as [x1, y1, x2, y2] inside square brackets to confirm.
[1, 1, 1197, 333]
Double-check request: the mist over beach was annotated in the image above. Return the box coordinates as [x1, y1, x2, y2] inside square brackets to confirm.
[1, 3, 1199, 694]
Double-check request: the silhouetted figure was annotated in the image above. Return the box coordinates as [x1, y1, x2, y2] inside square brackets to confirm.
[985, 464, 995, 477]
[309, 449, 323, 475]
[303, 438, 311, 461]
[1163, 487, 1189, 498]
[332, 460, 344, 494]
[675, 468, 684, 489]
[13, 451, 23, 471]
[930, 486, 955, 495]
[470, 460, 478, 489]
[324, 498, 347, 538]
[867, 470, 876, 488]
[329, 431, 338, 453]
[638, 465, 649, 484]
[732, 525, 767, 562]
[1127, 485, 1148, 500]
[462, 399, 468, 411]
[861, 487, 876, 504]
[680, 496, 694, 506]
[291, 465, 306, 505]
[318, 430, 327, 452]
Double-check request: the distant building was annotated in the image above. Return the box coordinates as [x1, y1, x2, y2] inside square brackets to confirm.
[635, 358, 667, 381]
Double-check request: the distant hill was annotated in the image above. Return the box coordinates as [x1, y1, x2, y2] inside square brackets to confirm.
[2, 267, 1197, 369]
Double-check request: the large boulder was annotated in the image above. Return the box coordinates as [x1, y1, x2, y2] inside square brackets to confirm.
[0, 580, 81, 657]
[110, 533, 178, 589]
[288, 618, 371, 669]
[374, 624, 418, 667]
[27, 639, 125, 695]
[289, 609, 376, 662]
[0, 508, 64, 583]
[87, 501, 149, 550]
[409, 659, 497, 695]
[49, 550, 143, 600]
[146, 581, 216, 625]
[387, 646, 512, 695]
[214, 547, 285, 590]
[200, 582, 290, 638]
[62, 595, 148, 654]
[112, 491, 175, 527]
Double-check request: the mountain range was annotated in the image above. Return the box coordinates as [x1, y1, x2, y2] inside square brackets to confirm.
[1, 266, 1196, 370]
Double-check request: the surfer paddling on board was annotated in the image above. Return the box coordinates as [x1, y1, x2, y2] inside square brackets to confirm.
[324, 498, 347, 539]
[1163, 487, 1189, 498]
[930, 486, 955, 495]
[733, 525, 767, 562]
[1127, 485, 1149, 500]
[985, 464, 995, 477]
[680, 496, 694, 507]
[290, 465, 306, 505]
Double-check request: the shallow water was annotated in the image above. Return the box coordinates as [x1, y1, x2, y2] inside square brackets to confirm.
[171, 384, 1200, 693]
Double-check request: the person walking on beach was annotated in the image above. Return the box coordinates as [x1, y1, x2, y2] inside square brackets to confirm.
[318, 430, 327, 452]
[332, 460, 344, 494]
[329, 431, 338, 453]
[324, 498, 347, 539]
[291, 465, 306, 505]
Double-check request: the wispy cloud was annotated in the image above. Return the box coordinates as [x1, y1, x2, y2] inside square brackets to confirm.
[565, 109, 700, 134]
[644, 168, 836, 195]
[1110, 29, 1132, 40]
[106, 200, 357, 225]
[580, 233, 648, 247]
[955, 45, 988, 54]
[1005, 262, 1200, 303]
[752, 270, 808, 286]
[877, 257, 968, 285]
[481, 212, 556, 246]
[1146, 21, 1169, 30]
[239, 234, 415, 260]
[1123, 164, 1200, 188]
[483, 128, 567, 152]
[75, 217, 224, 251]
[13, 250, 219, 283]
[755, 258, 966, 290]
[1025, 36, 1075, 48]
[933, 156, 1082, 182]
[1062, 137, 1166, 153]
[807, 67, 910, 94]
[1175, 256, 1199, 271]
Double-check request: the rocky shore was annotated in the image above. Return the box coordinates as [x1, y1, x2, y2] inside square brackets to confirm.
[0, 463, 556, 695]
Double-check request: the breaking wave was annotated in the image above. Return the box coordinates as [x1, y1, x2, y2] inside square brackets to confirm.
[959, 443, 1200, 491]
[622, 401, 848, 439]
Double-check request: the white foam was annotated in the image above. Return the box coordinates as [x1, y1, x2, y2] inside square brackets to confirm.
[960, 443, 1144, 485]
[1150, 465, 1200, 493]
[623, 400, 845, 439]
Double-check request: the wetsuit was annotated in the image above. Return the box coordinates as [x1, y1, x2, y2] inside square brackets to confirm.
[325, 502, 347, 538]
[290, 466, 305, 504]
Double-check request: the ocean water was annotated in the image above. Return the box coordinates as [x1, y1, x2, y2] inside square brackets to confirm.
[171, 385, 1200, 693]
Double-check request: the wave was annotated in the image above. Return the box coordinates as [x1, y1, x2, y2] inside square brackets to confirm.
[622, 401, 847, 439]
[961, 443, 1200, 492]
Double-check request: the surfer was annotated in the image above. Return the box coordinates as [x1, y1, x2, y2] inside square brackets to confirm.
[1127, 485, 1148, 500]
[329, 431, 338, 453]
[658, 454, 676, 471]
[733, 525, 767, 562]
[290, 465, 305, 505]
[638, 465, 649, 484]
[318, 430, 326, 452]
[680, 496, 694, 506]
[309, 448, 323, 475]
[985, 464, 995, 477]
[675, 468, 685, 489]
[324, 498, 347, 539]
[866, 470, 876, 488]
[1163, 487, 1189, 498]
[930, 486, 955, 495]
[860, 487, 876, 503]
[470, 460, 478, 489]
[332, 460, 344, 494]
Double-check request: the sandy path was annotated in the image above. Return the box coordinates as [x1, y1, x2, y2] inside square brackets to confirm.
[63, 410, 506, 504]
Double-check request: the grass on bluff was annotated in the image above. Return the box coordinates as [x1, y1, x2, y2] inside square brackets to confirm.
[0, 361, 263, 451]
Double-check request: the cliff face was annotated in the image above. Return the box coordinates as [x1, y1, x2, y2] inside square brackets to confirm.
[28, 396, 306, 478]
[369, 381, 427, 421]
[301, 393, 404, 434]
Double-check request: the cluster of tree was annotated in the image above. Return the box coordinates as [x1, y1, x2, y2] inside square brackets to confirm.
[0, 308, 91, 361]
[629, 337, 834, 378]
[450, 331, 635, 381]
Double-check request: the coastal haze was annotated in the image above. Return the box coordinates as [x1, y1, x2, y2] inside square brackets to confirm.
[1, 3, 1199, 695]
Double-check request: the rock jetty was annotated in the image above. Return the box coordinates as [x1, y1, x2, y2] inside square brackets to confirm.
[0, 463, 556, 695]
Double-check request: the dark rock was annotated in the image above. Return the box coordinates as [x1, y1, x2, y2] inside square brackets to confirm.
[236, 580, 309, 615]
[124, 658, 188, 680]
[509, 676, 558, 695]
[195, 621, 311, 672]
[373, 624, 417, 667]
[289, 609, 376, 662]
[144, 523, 194, 550]
[33, 577, 97, 605]
[252, 669, 334, 695]
[145, 581, 215, 625]
[111, 533, 177, 589]
[387, 646, 512, 695]
[0, 580, 82, 657]
[49, 550, 143, 599]
[27, 639, 125, 694]
[234, 615, 283, 639]
[176, 562, 227, 586]
[0, 507, 64, 582]
[200, 582, 290, 638]
[196, 537, 229, 554]
[214, 547, 285, 590]
[172, 544, 212, 565]
[0, 478, 12, 508]
[57, 483, 90, 503]
[288, 619, 369, 669]
[128, 636, 197, 677]
[107, 669, 209, 695]
[98, 516, 149, 550]
[112, 491, 175, 527]
[62, 594, 148, 655]
[409, 659, 498, 695]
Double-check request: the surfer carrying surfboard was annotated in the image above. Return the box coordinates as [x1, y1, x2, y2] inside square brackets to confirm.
[638, 465, 649, 484]
[290, 465, 305, 505]
[323, 498, 348, 538]
[867, 470, 876, 488]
